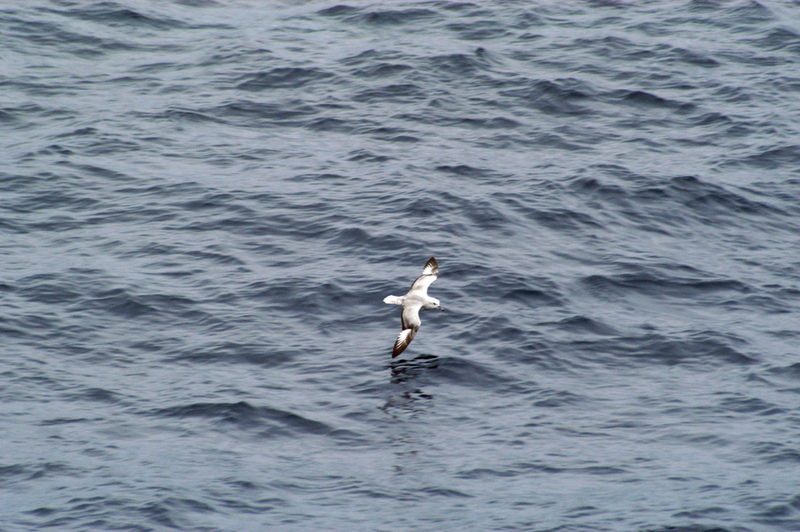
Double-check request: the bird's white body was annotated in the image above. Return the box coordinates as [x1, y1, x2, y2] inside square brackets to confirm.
[384, 257, 443, 358]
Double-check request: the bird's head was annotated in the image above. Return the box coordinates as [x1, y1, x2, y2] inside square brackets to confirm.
[425, 299, 444, 311]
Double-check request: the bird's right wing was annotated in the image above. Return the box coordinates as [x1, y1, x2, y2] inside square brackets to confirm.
[393, 302, 423, 358]
[401, 302, 423, 330]
[392, 327, 417, 358]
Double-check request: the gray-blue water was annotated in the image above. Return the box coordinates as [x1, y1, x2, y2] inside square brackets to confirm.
[3, 1, 800, 530]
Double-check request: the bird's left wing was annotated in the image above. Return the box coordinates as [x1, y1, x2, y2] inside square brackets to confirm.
[408, 257, 438, 296]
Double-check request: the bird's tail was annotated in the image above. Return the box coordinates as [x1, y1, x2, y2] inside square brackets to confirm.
[383, 295, 404, 305]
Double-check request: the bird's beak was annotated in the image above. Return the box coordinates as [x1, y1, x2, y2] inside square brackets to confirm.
[438, 307, 444, 311]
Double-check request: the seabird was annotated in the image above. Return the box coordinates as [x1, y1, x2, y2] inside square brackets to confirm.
[383, 257, 444, 358]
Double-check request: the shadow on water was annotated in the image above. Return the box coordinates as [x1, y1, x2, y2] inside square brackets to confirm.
[389, 353, 439, 384]
[379, 354, 439, 412]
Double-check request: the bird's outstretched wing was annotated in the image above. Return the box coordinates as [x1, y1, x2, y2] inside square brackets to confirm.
[392, 327, 417, 358]
[408, 257, 438, 296]
[393, 302, 423, 358]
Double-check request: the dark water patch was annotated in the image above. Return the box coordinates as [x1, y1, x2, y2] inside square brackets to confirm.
[317, 4, 358, 18]
[170, 341, 296, 367]
[184, 248, 245, 266]
[53, 126, 100, 140]
[175, 191, 239, 212]
[47, 3, 192, 30]
[513, 203, 602, 232]
[39, 417, 90, 426]
[135, 499, 183, 529]
[728, 0, 778, 25]
[153, 107, 225, 125]
[178, 208, 326, 238]
[404, 195, 449, 218]
[569, 34, 639, 61]
[80, 134, 144, 157]
[690, 111, 734, 127]
[577, 465, 627, 475]
[718, 394, 782, 416]
[504, 287, 562, 309]
[428, 51, 495, 77]
[138, 294, 224, 328]
[381, 388, 435, 412]
[339, 47, 393, 67]
[5, 17, 134, 54]
[462, 199, 512, 232]
[0, 320, 27, 339]
[347, 150, 392, 162]
[341, 7, 440, 27]
[18, 282, 82, 305]
[0, 107, 19, 123]
[390, 354, 440, 384]
[353, 82, 428, 104]
[418, 486, 472, 498]
[362, 125, 419, 142]
[671, 176, 788, 218]
[73, 288, 155, 319]
[720, 293, 792, 315]
[428, 356, 520, 390]
[751, 27, 800, 53]
[315, 279, 377, 310]
[728, 145, 800, 171]
[435, 164, 493, 178]
[13, 188, 100, 216]
[205, 99, 319, 125]
[468, 270, 562, 305]
[346, 55, 413, 78]
[551, 315, 619, 336]
[672, 506, 728, 520]
[454, 318, 552, 367]
[307, 116, 359, 133]
[458, 115, 521, 130]
[533, 389, 587, 408]
[571, 331, 755, 367]
[643, 525, 736, 532]
[68, 387, 121, 404]
[0, 464, 33, 487]
[70, 163, 132, 182]
[499, 78, 592, 115]
[23, 461, 77, 482]
[766, 363, 800, 381]
[667, 46, 720, 68]
[446, 17, 514, 41]
[286, 172, 350, 184]
[236, 67, 336, 91]
[0, 217, 27, 234]
[329, 226, 408, 253]
[152, 401, 334, 436]
[579, 267, 750, 301]
[568, 174, 629, 198]
[613, 89, 696, 113]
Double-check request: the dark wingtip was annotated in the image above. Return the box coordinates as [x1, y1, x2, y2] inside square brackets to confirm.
[423, 256, 439, 274]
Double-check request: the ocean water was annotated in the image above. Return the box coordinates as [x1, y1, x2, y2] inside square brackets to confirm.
[2, 1, 800, 530]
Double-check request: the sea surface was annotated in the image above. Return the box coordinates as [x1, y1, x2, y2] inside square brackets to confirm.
[2, 1, 800, 530]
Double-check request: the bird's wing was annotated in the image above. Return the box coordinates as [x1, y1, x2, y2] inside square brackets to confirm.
[393, 302, 423, 358]
[392, 327, 418, 358]
[401, 301, 423, 330]
[408, 257, 438, 297]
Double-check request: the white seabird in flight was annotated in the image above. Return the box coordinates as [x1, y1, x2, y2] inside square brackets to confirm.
[383, 257, 444, 358]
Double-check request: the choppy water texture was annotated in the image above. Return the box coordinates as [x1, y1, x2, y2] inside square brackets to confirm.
[2, 1, 800, 530]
